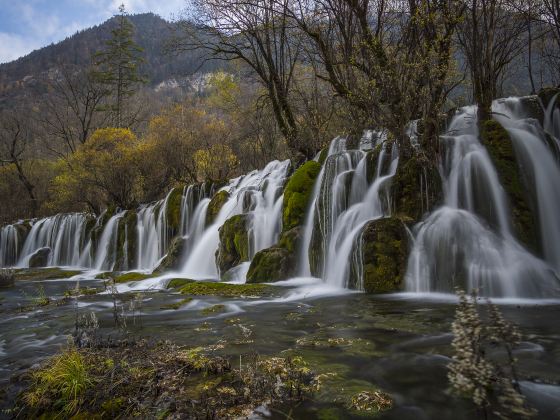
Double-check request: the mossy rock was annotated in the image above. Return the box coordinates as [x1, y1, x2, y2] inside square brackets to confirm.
[28, 247, 51, 268]
[538, 87, 560, 110]
[349, 217, 408, 293]
[14, 221, 32, 245]
[155, 236, 186, 273]
[246, 246, 295, 283]
[160, 297, 193, 310]
[278, 226, 302, 254]
[206, 190, 229, 226]
[480, 119, 538, 252]
[178, 281, 275, 297]
[14, 268, 83, 281]
[115, 210, 137, 270]
[391, 153, 442, 224]
[216, 214, 250, 275]
[166, 278, 196, 289]
[113, 272, 152, 284]
[283, 161, 321, 231]
[166, 186, 185, 234]
[317, 147, 329, 165]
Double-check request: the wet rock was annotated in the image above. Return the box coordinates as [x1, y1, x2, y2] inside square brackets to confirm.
[216, 214, 250, 275]
[349, 217, 408, 293]
[165, 186, 184, 235]
[246, 246, 295, 283]
[155, 236, 186, 273]
[480, 119, 538, 252]
[391, 153, 442, 224]
[538, 87, 560, 110]
[206, 190, 229, 226]
[28, 247, 51, 268]
[115, 210, 137, 270]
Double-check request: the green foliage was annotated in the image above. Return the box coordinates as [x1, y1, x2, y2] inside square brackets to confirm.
[93, 5, 146, 127]
[23, 346, 92, 416]
[283, 161, 321, 231]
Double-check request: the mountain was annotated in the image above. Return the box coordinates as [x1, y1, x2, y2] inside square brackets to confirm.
[0, 13, 218, 107]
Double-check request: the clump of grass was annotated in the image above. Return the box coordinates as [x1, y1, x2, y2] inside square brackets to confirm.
[349, 390, 393, 413]
[160, 297, 193, 310]
[32, 285, 50, 307]
[23, 346, 92, 416]
[0, 268, 15, 287]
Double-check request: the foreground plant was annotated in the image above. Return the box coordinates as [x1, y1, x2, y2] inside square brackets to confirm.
[448, 289, 536, 418]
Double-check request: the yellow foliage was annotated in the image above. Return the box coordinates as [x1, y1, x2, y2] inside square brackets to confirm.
[194, 144, 239, 181]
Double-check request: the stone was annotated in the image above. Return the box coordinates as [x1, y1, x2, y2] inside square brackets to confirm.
[206, 190, 229, 226]
[246, 246, 296, 283]
[216, 214, 250, 275]
[28, 247, 51, 268]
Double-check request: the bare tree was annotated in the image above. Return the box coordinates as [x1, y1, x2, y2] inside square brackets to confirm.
[0, 111, 37, 217]
[37, 66, 107, 159]
[457, 0, 528, 120]
[174, 0, 309, 156]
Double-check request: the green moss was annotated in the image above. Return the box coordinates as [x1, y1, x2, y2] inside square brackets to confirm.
[160, 297, 193, 310]
[205, 190, 229, 226]
[278, 227, 301, 254]
[391, 154, 441, 224]
[283, 161, 321, 231]
[113, 272, 152, 284]
[166, 278, 196, 289]
[349, 217, 408, 293]
[14, 268, 83, 281]
[200, 304, 226, 315]
[480, 119, 537, 251]
[317, 147, 329, 165]
[246, 246, 295, 283]
[216, 214, 250, 275]
[179, 281, 275, 298]
[115, 210, 137, 270]
[166, 186, 184, 234]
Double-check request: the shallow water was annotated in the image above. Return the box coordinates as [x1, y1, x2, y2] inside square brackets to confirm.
[1, 274, 559, 419]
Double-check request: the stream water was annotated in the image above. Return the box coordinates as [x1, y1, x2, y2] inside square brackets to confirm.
[1, 273, 560, 419]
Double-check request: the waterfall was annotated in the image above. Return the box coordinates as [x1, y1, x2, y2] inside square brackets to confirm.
[180, 160, 290, 280]
[0, 225, 19, 267]
[298, 133, 398, 288]
[136, 194, 170, 271]
[405, 102, 560, 298]
[17, 214, 89, 268]
[93, 213, 123, 271]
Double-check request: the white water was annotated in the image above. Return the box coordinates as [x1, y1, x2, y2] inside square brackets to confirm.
[93, 213, 123, 271]
[406, 101, 560, 298]
[0, 225, 19, 267]
[180, 160, 290, 280]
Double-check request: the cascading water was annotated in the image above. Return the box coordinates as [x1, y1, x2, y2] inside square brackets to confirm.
[136, 193, 171, 271]
[180, 160, 290, 280]
[17, 214, 89, 267]
[299, 132, 399, 288]
[0, 224, 19, 267]
[406, 101, 560, 298]
[93, 213, 123, 271]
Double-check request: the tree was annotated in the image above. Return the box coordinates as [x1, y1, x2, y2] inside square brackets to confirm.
[0, 111, 38, 217]
[176, 0, 309, 156]
[457, 0, 528, 120]
[37, 66, 107, 158]
[194, 144, 240, 181]
[93, 4, 146, 128]
[50, 128, 143, 212]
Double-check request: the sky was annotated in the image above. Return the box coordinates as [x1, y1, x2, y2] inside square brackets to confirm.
[0, 0, 187, 64]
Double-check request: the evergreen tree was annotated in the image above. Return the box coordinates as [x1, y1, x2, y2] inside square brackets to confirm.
[94, 4, 146, 128]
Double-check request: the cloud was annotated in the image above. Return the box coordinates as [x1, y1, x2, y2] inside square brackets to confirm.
[0, 32, 42, 63]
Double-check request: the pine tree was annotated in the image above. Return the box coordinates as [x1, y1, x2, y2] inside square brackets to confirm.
[93, 4, 146, 128]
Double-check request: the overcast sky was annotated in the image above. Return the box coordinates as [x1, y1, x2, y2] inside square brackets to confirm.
[0, 0, 187, 64]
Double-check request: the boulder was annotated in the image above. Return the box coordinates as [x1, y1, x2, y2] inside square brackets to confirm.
[28, 247, 51, 268]
[206, 190, 229, 226]
[216, 214, 250, 275]
[155, 236, 186, 273]
[246, 246, 295, 283]
[349, 217, 408, 293]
